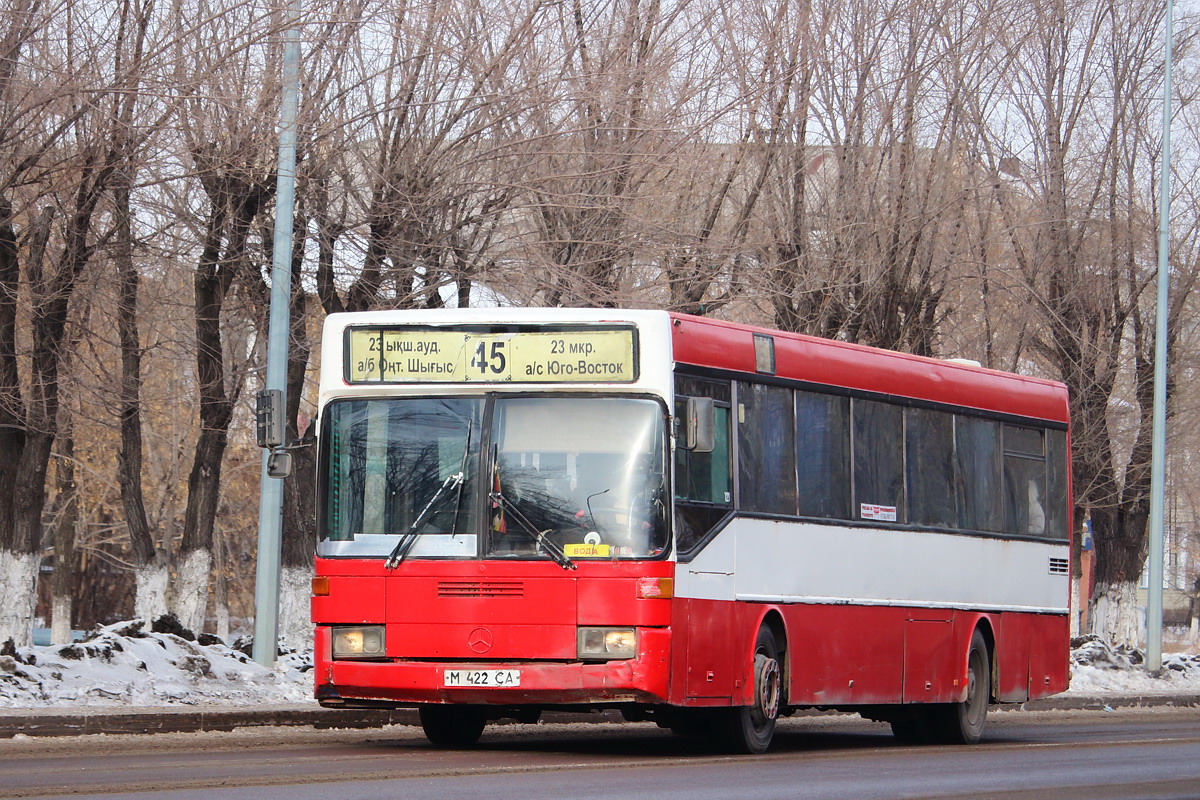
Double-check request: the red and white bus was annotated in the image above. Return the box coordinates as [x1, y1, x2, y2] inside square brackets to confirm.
[311, 308, 1071, 753]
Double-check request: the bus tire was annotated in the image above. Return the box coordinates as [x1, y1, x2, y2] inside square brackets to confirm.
[719, 625, 782, 754]
[930, 629, 990, 744]
[418, 705, 487, 747]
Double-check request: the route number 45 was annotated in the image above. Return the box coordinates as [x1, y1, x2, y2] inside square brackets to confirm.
[471, 340, 507, 375]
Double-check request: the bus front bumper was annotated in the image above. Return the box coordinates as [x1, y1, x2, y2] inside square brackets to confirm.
[314, 627, 671, 706]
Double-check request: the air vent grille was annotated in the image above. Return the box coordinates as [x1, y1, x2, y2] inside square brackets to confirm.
[438, 581, 524, 598]
[1048, 557, 1069, 575]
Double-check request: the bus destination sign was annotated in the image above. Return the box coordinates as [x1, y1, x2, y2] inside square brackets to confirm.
[346, 326, 638, 384]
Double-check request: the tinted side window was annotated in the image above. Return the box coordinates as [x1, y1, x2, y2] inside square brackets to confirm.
[906, 408, 955, 527]
[737, 382, 797, 514]
[675, 403, 731, 505]
[1003, 424, 1047, 536]
[1045, 429, 1069, 540]
[795, 391, 851, 518]
[852, 399, 904, 522]
[955, 416, 1003, 532]
[674, 375, 733, 554]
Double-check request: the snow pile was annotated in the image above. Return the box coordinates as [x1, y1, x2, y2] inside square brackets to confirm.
[1066, 634, 1200, 696]
[0, 620, 313, 708]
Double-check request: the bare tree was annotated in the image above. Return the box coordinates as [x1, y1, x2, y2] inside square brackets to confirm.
[0, 0, 140, 646]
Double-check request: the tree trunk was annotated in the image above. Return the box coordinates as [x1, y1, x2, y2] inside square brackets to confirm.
[214, 528, 230, 641]
[172, 547, 212, 636]
[115, 168, 165, 622]
[1090, 580, 1142, 649]
[174, 206, 233, 635]
[0, 551, 38, 646]
[135, 564, 169, 622]
[50, 431, 78, 645]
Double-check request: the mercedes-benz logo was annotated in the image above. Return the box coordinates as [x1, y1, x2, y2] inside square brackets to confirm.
[467, 627, 493, 654]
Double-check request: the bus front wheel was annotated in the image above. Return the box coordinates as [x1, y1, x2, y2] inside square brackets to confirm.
[719, 625, 782, 754]
[418, 705, 487, 748]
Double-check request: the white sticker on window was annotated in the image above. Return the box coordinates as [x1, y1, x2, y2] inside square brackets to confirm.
[860, 503, 897, 522]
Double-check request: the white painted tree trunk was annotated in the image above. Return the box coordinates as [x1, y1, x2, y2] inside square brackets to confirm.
[50, 594, 72, 645]
[0, 549, 39, 647]
[1070, 576, 1082, 637]
[278, 566, 314, 654]
[1090, 580, 1142, 648]
[171, 549, 212, 635]
[135, 563, 169, 623]
[215, 596, 230, 642]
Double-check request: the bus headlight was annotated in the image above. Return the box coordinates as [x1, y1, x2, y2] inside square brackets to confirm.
[331, 625, 386, 658]
[577, 627, 637, 660]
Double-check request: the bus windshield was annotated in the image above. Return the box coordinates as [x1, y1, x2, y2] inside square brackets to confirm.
[321, 397, 483, 557]
[488, 397, 668, 560]
[319, 396, 668, 560]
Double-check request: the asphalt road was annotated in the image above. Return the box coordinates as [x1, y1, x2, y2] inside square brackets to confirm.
[3, 707, 1199, 800]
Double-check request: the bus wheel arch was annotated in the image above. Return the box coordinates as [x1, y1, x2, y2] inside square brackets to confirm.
[972, 617, 997, 704]
[720, 612, 786, 754]
[933, 626, 991, 744]
[757, 610, 788, 703]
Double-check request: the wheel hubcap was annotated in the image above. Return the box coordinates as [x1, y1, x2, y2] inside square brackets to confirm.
[753, 653, 781, 723]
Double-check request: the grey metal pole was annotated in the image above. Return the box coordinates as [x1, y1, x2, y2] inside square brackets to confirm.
[253, 0, 302, 668]
[1147, 0, 1173, 674]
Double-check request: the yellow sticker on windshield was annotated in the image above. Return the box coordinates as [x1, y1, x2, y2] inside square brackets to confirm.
[564, 543, 612, 558]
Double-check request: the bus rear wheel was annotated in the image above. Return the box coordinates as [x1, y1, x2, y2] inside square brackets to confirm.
[719, 625, 782, 754]
[930, 629, 990, 744]
[419, 705, 487, 748]
[891, 629, 990, 745]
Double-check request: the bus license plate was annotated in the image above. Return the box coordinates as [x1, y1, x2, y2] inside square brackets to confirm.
[443, 669, 521, 688]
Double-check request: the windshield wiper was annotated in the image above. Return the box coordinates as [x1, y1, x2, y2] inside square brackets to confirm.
[385, 471, 465, 569]
[490, 489, 576, 571]
[386, 419, 472, 570]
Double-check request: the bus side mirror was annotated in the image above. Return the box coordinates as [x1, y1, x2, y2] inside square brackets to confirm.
[685, 397, 715, 454]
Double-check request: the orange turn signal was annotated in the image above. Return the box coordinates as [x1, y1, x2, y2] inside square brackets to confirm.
[311, 576, 330, 596]
[636, 577, 673, 599]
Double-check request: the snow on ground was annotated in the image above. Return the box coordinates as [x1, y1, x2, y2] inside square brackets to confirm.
[1, 623, 1198, 709]
[0, 620, 312, 708]
[1065, 635, 1200, 696]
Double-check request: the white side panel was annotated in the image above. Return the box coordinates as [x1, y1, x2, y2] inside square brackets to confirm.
[677, 526, 737, 601]
[676, 518, 1069, 613]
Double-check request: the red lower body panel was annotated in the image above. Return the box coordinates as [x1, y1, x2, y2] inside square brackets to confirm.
[668, 599, 1069, 708]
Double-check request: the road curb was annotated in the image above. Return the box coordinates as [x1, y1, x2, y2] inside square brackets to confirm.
[1017, 693, 1200, 711]
[2, 694, 1197, 739]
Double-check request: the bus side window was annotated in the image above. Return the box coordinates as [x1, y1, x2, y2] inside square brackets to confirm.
[737, 382, 797, 515]
[674, 375, 733, 555]
[955, 416, 1004, 533]
[796, 391, 850, 519]
[1002, 424, 1047, 537]
[1045, 429, 1069, 540]
[675, 402, 731, 505]
[852, 399, 905, 523]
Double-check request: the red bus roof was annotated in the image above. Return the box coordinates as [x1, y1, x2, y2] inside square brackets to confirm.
[668, 313, 1069, 425]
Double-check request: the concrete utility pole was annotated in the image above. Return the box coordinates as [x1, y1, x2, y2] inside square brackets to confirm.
[253, 0, 303, 668]
[1146, 0, 1174, 674]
